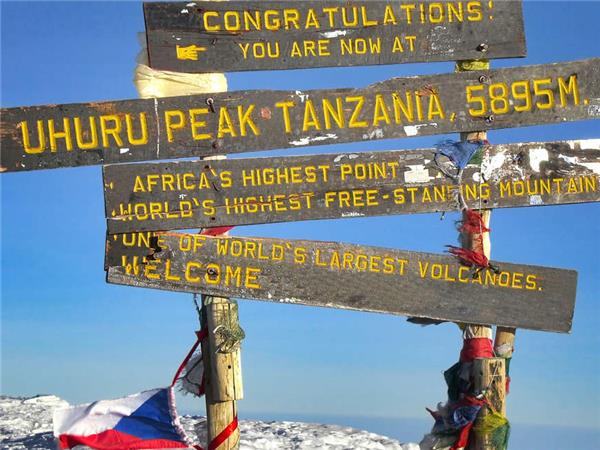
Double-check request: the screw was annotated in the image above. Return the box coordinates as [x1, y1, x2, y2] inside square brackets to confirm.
[485, 115, 495, 124]
[206, 97, 215, 113]
[207, 267, 218, 277]
[477, 43, 489, 52]
[479, 75, 489, 83]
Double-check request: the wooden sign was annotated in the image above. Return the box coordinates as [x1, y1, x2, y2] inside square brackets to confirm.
[104, 139, 600, 233]
[143, 1, 526, 73]
[105, 232, 577, 333]
[2, 58, 600, 172]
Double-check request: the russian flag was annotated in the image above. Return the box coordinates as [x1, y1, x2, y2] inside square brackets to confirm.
[53, 388, 200, 449]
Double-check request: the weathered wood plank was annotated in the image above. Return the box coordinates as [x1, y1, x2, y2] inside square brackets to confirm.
[143, 1, 526, 73]
[3, 58, 600, 172]
[105, 233, 577, 333]
[103, 139, 600, 233]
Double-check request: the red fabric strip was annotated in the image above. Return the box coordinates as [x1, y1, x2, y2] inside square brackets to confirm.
[201, 226, 234, 237]
[447, 246, 490, 268]
[208, 416, 239, 450]
[59, 429, 188, 450]
[461, 209, 490, 234]
[171, 329, 208, 387]
[460, 338, 494, 363]
[450, 420, 475, 450]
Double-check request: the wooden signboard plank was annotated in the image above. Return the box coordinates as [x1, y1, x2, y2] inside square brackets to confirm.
[105, 232, 577, 333]
[104, 139, 600, 233]
[143, 1, 526, 73]
[2, 58, 600, 172]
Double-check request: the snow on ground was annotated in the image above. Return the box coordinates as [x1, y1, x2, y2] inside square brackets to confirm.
[0, 395, 420, 450]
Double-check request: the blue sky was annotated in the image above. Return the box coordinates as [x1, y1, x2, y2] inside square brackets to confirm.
[1, 0, 599, 437]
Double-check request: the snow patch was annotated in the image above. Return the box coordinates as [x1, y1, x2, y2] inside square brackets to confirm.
[362, 129, 384, 140]
[404, 165, 432, 183]
[0, 395, 419, 450]
[529, 147, 549, 172]
[567, 138, 600, 150]
[341, 212, 365, 218]
[295, 91, 309, 103]
[403, 123, 438, 137]
[333, 154, 359, 163]
[529, 195, 544, 206]
[581, 162, 600, 174]
[559, 154, 579, 164]
[320, 30, 348, 38]
[588, 104, 600, 116]
[481, 151, 507, 181]
[290, 134, 338, 146]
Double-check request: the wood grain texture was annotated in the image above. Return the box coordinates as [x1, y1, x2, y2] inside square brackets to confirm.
[103, 139, 600, 233]
[201, 298, 241, 449]
[2, 59, 599, 172]
[105, 233, 577, 333]
[204, 297, 244, 402]
[143, 1, 526, 73]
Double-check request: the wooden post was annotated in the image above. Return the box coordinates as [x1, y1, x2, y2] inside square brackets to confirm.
[494, 328, 516, 370]
[473, 357, 506, 416]
[201, 296, 243, 450]
[454, 59, 496, 450]
[494, 326, 516, 411]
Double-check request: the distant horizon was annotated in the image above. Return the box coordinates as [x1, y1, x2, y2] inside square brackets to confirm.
[3, 392, 598, 450]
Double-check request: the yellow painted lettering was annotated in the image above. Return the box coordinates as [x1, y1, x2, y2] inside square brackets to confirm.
[264, 10, 280, 31]
[165, 110, 186, 143]
[190, 108, 211, 140]
[283, 9, 300, 29]
[322, 98, 345, 129]
[99, 115, 123, 148]
[48, 118, 73, 151]
[428, 93, 446, 119]
[383, 6, 397, 24]
[238, 105, 259, 136]
[305, 9, 320, 29]
[74, 117, 98, 149]
[218, 107, 237, 137]
[558, 75, 580, 107]
[393, 92, 414, 123]
[302, 99, 321, 131]
[392, 36, 404, 53]
[21, 120, 46, 154]
[373, 94, 391, 126]
[361, 6, 378, 26]
[347, 96, 367, 128]
[276, 101, 295, 133]
[185, 261, 202, 282]
[165, 259, 181, 281]
[203, 11, 220, 31]
[125, 113, 148, 145]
